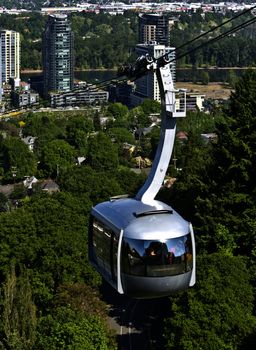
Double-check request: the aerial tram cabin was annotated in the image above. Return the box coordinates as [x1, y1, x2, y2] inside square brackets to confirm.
[88, 55, 196, 298]
[89, 198, 195, 298]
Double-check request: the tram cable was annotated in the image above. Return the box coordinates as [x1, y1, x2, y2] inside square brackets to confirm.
[72, 7, 256, 96]
[127, 15, 256, 81]
[169, 16, 256, 70]
[158, 4, 256, 64]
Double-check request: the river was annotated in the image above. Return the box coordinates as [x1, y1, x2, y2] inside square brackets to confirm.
[21, 68, 247, 84]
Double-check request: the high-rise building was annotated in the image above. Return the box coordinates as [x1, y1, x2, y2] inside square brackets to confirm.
[131, 42, 176, 106]
[138, 13, 171, 46]
[43, 14, 74, 96]
[0, 30, 20, 84]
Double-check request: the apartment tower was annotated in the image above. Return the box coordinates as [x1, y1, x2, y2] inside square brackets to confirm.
[43, 14, 74, 96]
[0, 30, 20, 84]
[138, 13, 171, 46]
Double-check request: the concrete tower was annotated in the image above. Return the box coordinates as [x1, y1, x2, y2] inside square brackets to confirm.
[0, 30, 20, 84]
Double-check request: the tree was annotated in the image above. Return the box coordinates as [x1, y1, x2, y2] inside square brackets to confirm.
[107, 103, 129, 128]
[0, 209, 37, 278]
[53, 283, 108, 319]
[39, 139, 76, 178]
[194, 71, 256, 253]
[58, 166, 122, 204]
[200, 70, 209, 85]
[106, 127, 135, 163]
[129, 105, 151, 128]
[106, 127, 134, 146]
[35, 306, 117, 350]
[149, 126, 160, 159]
[140, 99, 161, 115]
[227, 69, 238, 88]
[87, 132, 119, 172]
[1, 266, 37, 350]
[177, 110, 217, 135]
[66, 116, 94, 154]
[0, 121, 19, 137]
[22, 113, 66, 154]
[163, 253, 256, 350]
[167, 71, 256, 256]
[114, 168, 146, 196]
[1, 137, 37, 182]
[24, 193, 92, 289]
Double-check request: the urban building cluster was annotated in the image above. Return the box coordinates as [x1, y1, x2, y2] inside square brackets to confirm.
[0, 28, 40, 108]
[0, 14, 108, 110]
[0, 2, 255, 16]
[112, 13, 205, 110]
[0, 11, 204, 111]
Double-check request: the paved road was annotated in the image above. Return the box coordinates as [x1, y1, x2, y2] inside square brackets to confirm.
[100, 282, 172, 350]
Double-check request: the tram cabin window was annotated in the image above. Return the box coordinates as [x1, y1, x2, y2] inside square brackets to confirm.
[92, 218, 118, 281]
[122, 234, 193, 277]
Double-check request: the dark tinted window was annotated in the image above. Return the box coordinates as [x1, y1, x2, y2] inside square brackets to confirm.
[92, 218, 118, 281]
[121, 234, 193, 277]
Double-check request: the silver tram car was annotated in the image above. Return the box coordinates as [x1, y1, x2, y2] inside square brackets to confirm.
[89, 56, 196, 298]
[89, 197, 196, 299]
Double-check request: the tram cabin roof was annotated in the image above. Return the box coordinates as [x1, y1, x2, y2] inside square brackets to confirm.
[92, 198, 190, 240]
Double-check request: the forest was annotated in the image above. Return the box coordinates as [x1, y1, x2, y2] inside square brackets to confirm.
[0, 69, 256, 348]
[0, 10, 256, 70]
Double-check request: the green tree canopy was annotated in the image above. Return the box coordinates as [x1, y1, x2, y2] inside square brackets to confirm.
[106, 127, 134, 145]
[108, 103, 129, 119]
[140, 99, 161, 115]
[106, 127, 135, 163]
[66, 116, 94, 154]
[87, 132, 119, 172]
[129, 106, 151, 128]
[1, 137, 37, 181]
[164, 253, 256, 350]
[58, 165, 122, 204]
[167, 71, 256, 256]
[39, 139, 76, 178]
[35, 306, 116, 350]
[193, 70, 256, 253]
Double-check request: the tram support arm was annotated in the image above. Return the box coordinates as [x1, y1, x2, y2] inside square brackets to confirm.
[136, 63, 186, 204]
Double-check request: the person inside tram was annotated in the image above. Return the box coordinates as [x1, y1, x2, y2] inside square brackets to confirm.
[145, 242, 169, 265]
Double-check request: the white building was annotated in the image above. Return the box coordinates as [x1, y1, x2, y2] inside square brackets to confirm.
[131, 42, 176, 106]
[0, 30, 20, 84]
[186, 92, 205, 111]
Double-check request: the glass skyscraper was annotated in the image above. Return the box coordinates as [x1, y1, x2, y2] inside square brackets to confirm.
[43, 14, 74, 96]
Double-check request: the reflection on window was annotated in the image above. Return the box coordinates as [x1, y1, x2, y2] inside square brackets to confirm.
[121, 235, 193, 277]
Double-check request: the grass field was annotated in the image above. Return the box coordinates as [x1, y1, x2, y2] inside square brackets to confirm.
[176, 82, 233, 100]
